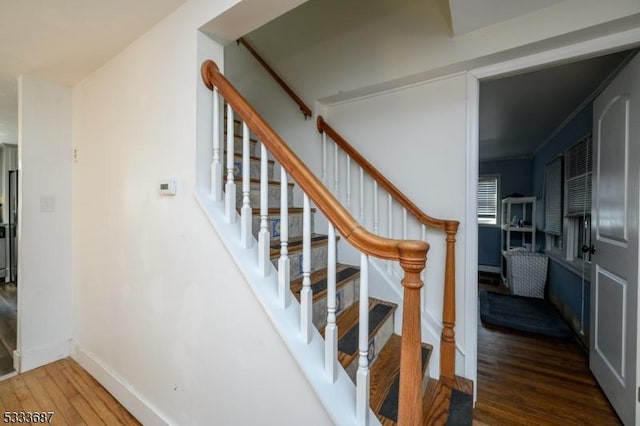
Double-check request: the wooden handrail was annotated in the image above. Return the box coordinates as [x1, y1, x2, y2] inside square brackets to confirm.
[317, 116, 458, 232]
[317, 115, 460, 381]
[202, 59, 427, 422]
[238, 37, 312, 119]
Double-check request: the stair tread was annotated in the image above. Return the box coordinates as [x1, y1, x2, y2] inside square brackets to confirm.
[422, 376, 473, 426]
[231, 152, 275, 164]
[290, 264, 360, 302]
[233, 177, 294, 186]
[223, 131, 258, 143]
[269, 233, 331, 257]
[369, 334, 433, 423]
[328, 298, 397, 368]
[248, 207, 315, 215]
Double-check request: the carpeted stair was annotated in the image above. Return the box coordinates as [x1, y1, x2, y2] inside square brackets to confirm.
[227, 116, 473, 425]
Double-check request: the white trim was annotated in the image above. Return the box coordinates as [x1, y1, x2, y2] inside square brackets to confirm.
[467, 24, 640, 406]
[464, 71, 479, 399]
[17, 340, 70, 373]
[71, 341, 170, 426]
[319, 71, 467, 108]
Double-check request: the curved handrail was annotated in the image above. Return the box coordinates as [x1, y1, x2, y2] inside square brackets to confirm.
[317, 115, 459, 233]
[238, 38, 312, 119]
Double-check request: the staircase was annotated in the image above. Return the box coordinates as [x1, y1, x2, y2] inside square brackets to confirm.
[200, 60, 472, 425]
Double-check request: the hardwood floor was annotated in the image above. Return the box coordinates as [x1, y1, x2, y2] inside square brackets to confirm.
[474, 282, 621, 425]
[0, 358, 139, 425]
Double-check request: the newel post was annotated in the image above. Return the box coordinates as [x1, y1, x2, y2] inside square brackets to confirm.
[440, 221, 459, 381]
[397, 241, 428, 426]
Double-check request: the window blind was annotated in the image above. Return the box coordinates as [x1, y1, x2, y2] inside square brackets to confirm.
[478, 176, 498, 224]
[544, 157, 563, 235]
[566, 135, 592, 217]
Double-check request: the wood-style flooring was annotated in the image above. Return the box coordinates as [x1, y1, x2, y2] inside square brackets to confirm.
[474, 282, 621, 425]
[0, 358, 139, 425]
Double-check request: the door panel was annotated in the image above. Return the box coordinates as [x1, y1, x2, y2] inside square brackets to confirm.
[591, 51, 640, 426]
[594, 266, 626, 383]
[597, 95, 629, 244]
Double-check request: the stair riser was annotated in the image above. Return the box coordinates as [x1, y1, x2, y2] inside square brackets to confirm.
[272, 245, 328, 280]
[344, 313, 394, 383]
[231, 156, 274, 181]
[224, 138, 258, 155]
[251, 212, 311, 241]
[235, 183, 293, 209]
[312, 277, 360, 330]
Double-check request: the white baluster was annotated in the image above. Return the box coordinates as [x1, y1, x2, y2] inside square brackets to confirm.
[403, 207, 408, 239]
[240, 122, 252, 249]
[225, 104, 236, 223]
[387, 194, 393, 275]
[300, 194, 312, 343]
[258, 142, 270, 276]
[346, 155, 351, 209]
[356, 253, 370, 424]
[325, 223, 337, 382]
[334, 143, 339, 196]
[278, 170, 290, 308]
[211, 88, 222, 201]
[322, 132, 327, 184]
[373, 181, 379, 234]
[359, 167, 364, 223]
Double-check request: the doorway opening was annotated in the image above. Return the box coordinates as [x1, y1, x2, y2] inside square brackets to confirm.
[473, 48, 638, 423]
[0, 144, 17, 377]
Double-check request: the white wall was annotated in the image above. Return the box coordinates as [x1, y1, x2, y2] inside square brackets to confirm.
[18, 75, 73, 371]
[223, 0, 640, 382]
[72, 0, 330, 424]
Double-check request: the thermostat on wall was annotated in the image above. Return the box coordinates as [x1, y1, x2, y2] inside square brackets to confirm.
[159, 179, 177, 196]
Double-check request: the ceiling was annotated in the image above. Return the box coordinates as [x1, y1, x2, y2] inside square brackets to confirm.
[479, 50, 635, 161]
[0, 0, 189, 144]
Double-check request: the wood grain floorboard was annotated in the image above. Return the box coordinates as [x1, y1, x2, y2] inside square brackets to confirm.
[475, 283, 621, 425]
[0, 358, 140, 425]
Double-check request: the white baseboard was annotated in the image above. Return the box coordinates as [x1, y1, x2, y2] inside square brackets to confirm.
[18, 340, 70, 372]
[71, 341, 170, 426]
[478, 265, 501, 274]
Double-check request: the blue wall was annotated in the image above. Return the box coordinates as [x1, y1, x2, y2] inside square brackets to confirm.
[478, 158, 533, 266]
[532, 104, 593, 340]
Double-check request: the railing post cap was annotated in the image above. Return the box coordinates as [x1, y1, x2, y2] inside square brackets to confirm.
[201, 60, 220, 90]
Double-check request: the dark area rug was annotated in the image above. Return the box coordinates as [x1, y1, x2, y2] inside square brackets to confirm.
[446, 389, 473, 426]
[480, 291, 572, 338]
[478, 271, 501, 286]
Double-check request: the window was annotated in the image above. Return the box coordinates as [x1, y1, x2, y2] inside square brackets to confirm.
[478, 175, 499, 225]
[544, 156, 563, 252]
[566, 135, 593, 262]
[543, 134, 593, 271]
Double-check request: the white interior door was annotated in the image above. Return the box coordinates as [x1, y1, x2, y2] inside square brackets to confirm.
[591, 51, 640, 426]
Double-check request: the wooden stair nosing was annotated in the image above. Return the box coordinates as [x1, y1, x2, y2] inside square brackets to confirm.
[329, 298, 397, 369]
[230, 152, 275, 164]
[223, 130, 258, 144]
[290, 264, 360, 302]
[269, 233, 333, 258]
[247, 207, 316, 215]
[233, 177, 294, 187]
